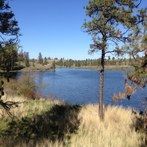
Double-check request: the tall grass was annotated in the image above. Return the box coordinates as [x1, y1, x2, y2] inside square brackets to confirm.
[70, 105, 145, 147]
[0, 96, 146, 147]
[0, 96, 60, 119]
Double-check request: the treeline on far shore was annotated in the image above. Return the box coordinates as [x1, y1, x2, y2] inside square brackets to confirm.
[16, 51, 138, 69]
[55, 57, 132, 68]
[0, 49, 142, 73]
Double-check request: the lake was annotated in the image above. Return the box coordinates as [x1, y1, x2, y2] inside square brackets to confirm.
[23, 68, 147, 110]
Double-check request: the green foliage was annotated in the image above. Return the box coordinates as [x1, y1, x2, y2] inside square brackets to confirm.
[56, 58, 100, 67]
[0, 119, 8, 132]
[43, 57, 48, 65]
[0, 0, 19, 81]
[83, 0, 144, 54]
[0, 0, 19, 46]
[38, 52, 43, 65]
[0, 43, 18, 71]
[128, 68, 147, 87]
[55, 58, 131, 67]
[24, 52, 30, 67]
[17, 50, 31, 68]
[125, 20, 147, 86]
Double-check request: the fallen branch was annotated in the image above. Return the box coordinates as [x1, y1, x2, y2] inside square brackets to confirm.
[0, 99, 21, 117]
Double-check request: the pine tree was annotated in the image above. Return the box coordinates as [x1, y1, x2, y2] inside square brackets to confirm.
[24, 52, 30, 67]
[44, 57, 48, 65]
[0, 0, 19, 81]
[0, 0, 19, 46]
[83, 0, 144, 120]
[38, 52, 43, 65]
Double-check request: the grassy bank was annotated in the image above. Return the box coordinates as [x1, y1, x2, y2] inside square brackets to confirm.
[0, 96, 146, 147]
[20, 63, 54, 72]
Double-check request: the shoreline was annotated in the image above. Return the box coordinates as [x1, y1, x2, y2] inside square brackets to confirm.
[0, 65, 132, 73]
[20, 65, 132, 72]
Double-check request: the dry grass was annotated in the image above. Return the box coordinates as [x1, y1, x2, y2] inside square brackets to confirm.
[1, 139, 64, 147]
[3, 74, 39, 99]
[70, 105, 145, 147]
[21, 62, 53, 71]
[0, 97, 146, 147]
[0, 96, 61, 119]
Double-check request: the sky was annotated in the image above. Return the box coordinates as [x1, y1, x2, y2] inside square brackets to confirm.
[9, 0, 147, 60]
[10, 0, 93, 60]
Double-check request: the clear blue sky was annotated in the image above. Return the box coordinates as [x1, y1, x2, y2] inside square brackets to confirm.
[10, 0, 94, 60]
[10, 0, 147, 60]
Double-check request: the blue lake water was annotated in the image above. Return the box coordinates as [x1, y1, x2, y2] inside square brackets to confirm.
[23, 68, 147, 110]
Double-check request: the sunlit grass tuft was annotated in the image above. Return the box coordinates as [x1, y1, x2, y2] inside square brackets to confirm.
[0, 96, 61, 119]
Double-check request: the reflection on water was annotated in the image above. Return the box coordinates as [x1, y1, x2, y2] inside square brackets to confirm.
[20, 68, 147, 110]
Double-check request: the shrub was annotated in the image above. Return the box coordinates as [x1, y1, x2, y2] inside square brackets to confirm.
[133, 111, 147, 146]
[5, 74, 39, 99]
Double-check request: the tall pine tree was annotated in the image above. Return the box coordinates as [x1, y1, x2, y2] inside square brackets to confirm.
[0, 0, 19, 81]
[83, 0, 144, 120]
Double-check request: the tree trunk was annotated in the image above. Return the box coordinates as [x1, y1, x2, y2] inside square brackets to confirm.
[99, 48, 105, 121]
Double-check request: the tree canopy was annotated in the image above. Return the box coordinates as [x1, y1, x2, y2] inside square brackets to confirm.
[0, 0, 19, 80]
[0, 0, 19, 46]
[126, 20, 147, 86]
